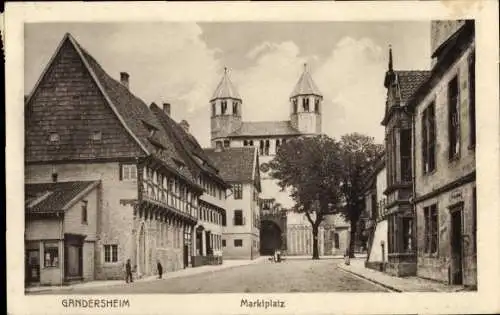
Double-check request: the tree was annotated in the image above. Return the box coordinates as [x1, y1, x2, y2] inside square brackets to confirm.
[269, 135, 343, 259]
[338, 133, 384, 258]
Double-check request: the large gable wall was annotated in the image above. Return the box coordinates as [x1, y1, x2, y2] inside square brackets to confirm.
[25, 39, 144, 163]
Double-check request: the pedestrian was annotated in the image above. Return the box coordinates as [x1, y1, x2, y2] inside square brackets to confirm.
[344, 248, 350, 266]
[157, 260, 163, 279]
[125, 259, 133, 283]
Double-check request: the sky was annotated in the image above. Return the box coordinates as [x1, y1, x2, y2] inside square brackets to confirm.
[25, 22, 431, 146]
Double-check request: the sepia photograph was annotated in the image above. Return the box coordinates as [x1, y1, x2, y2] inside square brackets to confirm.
[5, 1, 500, 314]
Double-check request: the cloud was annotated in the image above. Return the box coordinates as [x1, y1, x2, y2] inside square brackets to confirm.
[314, 37, 387, 143]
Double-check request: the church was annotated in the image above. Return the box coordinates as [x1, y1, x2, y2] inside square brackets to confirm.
[208, 64, 350, 256]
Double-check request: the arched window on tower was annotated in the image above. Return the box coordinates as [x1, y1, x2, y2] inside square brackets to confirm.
[315, 99, 320, 113]
[249, 140, 254, 146]
[232, 101, 238, 116]
[221, 101, 227, 115]
[292, 98, 298, 114]
[259, 140, 264, 155]
[303, 97, 310, 112]
[212, 103, 216, 117]
[264, 140, 270, 156]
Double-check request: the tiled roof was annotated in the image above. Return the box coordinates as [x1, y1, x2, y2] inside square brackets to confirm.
[150, 103, 229, 187]
[290, 64, 322, 98]
[210, 68, 241, 101]
[25, 33, 196, 184]
[394, 71, 431, 105]
[25, 181, 99, 214]
[204, 147, 257, 183]
[229, 121, 301, 137]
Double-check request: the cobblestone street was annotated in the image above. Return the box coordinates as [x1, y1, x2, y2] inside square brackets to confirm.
[33, 258, 388, 294]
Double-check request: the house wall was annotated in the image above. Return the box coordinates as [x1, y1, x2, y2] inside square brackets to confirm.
[25, 162, 137, 280]
[414, 37, 476, 286]
[222, 184, 259, 259]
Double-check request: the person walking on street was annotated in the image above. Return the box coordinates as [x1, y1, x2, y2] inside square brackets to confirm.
[125, 259, 133, 283]
[157, 260, 163, 279]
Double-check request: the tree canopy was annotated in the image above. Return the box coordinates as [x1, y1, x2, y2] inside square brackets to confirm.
[269, 133, 384, 259]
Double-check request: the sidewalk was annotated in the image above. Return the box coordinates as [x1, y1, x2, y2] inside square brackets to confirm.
[283, 253, 368, 260]
[25, 256, 266, 293]
[337, 259, 469, 292]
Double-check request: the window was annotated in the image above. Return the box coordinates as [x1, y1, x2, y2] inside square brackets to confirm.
[424, 204, 438, 254]
[121, 164, 137, 181]
[334, 233, 340, 249]
[402, 217, 413, 252]
[222, 239, 226, 247]
[400, 129, 412, 182]
[422, 102, 436, 174]
[303, 97, 309, 112]
[448, 76, 460, 159]
[216, 141, 223, 150]
[223, 140, 230, 148]
[371, 194, 378, 219]
[292, 98, 298, 113]
[243, 140, 248, 146]
[212, 103, 216, 117]
[233, 184, 242, 199]
[81, 200, 88, 224]
[469, 52, 476, 147]
[221, 101, 227, 115]
[314, 99, 320, 113]
[275, 139, 281, 152]
[234, 210, 244, 226]
[234, 239, 243, 247]
[49, 132, 60, 142]
[264, 140, 270, 156]
[249, 140, 254, 146]
[232, 101, 238, 116]
[91, 131, 102, 141]
[222, 213, 226, 226]
[104, 244, 118, 263]
[44, 242, 59, 267]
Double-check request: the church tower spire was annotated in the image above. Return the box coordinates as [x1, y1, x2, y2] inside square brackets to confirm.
[290, 63, 323, 135]
[210, 67, 243, 148]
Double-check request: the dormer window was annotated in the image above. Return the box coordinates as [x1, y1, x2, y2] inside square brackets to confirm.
[91, 131, 102, 141]
[142, 120, 158, 138]
[49, 133, 59, 143]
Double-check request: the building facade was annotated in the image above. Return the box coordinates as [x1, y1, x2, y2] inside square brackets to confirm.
[208, 65, 345, 256]
[24, 33, 225, 285]
[205, 147, 261, 259]
[25, 181, 101, 285]
[381, 48, 430, 276]
[411, 20, 476, 286]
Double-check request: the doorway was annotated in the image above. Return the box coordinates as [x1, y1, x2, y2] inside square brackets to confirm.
[260, 220, 282, 255]
[450, 206, 463, 285]
[25, 249, 40, 284]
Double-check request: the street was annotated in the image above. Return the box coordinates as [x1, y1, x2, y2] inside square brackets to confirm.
[35, 258, 388, 294]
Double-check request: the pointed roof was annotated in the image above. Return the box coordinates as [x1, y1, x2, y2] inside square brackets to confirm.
[25, 33, 199, 188]
[290, 63, 322, 98]
[210, 67, 241, 101]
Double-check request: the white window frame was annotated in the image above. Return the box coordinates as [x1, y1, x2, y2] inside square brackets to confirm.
[121, 164, 137, 181]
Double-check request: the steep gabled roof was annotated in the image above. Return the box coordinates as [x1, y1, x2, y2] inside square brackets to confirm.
[290, 64, 322, 98]
[204, 147, 258, 184]
[229, 121, 301, 137]
[210, 68, 241, 101]
[150, 103, 230, 188]
[394, 71, 431, 105]
[25, 181, 100, 214]
[25, 33, 196, 184]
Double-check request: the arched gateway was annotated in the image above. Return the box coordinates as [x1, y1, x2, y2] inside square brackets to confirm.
[259, 212, 287, 255]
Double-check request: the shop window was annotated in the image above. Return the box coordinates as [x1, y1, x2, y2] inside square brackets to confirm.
[44, 242, 59, 267]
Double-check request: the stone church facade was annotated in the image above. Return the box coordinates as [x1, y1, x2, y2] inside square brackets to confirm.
[208, 65, 349, 256]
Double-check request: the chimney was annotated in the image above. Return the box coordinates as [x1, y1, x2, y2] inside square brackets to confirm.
[179, 120, 190, 133]
[163, 103, 171, 115]
[120, 72, 129, 89]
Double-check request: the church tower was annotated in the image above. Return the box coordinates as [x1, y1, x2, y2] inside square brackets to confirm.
[210, 67, 243, 148]
[290, 63, 323, 135]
